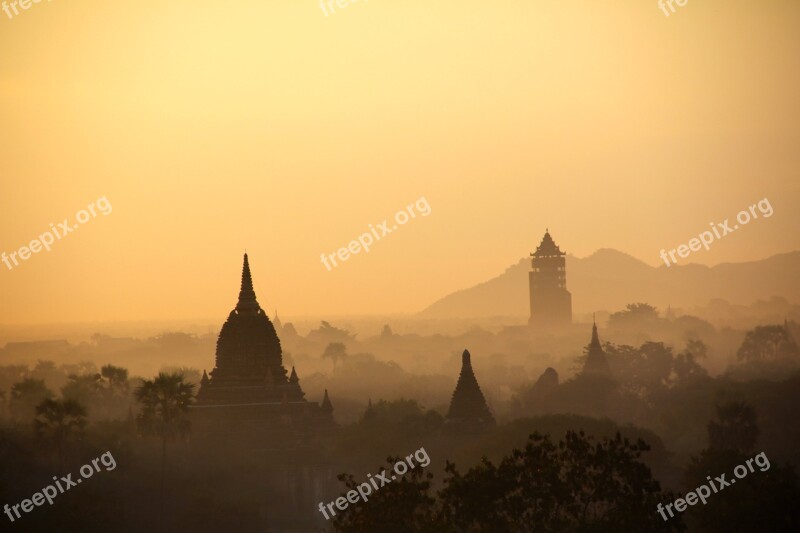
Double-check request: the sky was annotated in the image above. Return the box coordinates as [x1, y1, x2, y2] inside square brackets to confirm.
[0, 0, 798, 324]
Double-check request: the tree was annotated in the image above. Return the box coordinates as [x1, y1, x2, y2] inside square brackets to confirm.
[684, 448, 800, 532]
[737, 325, 799, 362]
[609, 303, 660, 329]
[34, 398, 87, 470]
[135, 372, 195, 530]
[101, 364, 130, 393]
[308, 321, 356, 345]
[707, 400, 758, 453]
[603, 342, 674, 398]
[0, 365, 28, 398]
[672, 340, 709, 386]
[158, 366, 202, 386]
[322, 342, 348, 372]
[685, 339, 707, 359]
[30, 360, 64, 388]
[685, 407, 799, 532]
[440, 431, 684, 532]
[332, 456, 441, 532]
[637, 342, 675, 390]
[61, 373, 105, 410]
[332, 431, 684, 532]
[10, 378, 53, 423]
[99, 364, 133, 420]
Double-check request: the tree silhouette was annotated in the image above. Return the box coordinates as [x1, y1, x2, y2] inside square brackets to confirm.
[737, 325, 799, 362]
[308, 321, 356, 345]
[135, 372, 195, 531]
[322, 342, 348, 372]
[602, 342, 675, 398]
[685, 403, 799, 532]
[61, 373, 105, 413]
[10, 378, 53, 423]
[440, 431, 683, 532]
[609, 303, 660, 329]
[333, 431, 684, 532]
[101, 364, 129, 393]
[99, 364, 132, 419]
[332, 456, 440, 532]
[34, 398, 87, 470]
[684, 448, 800, 532]
[707, 400, 758, 452]
[672, 340, 709, 386]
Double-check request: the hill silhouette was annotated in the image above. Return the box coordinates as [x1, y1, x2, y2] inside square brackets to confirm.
[419, 250, 800, 318]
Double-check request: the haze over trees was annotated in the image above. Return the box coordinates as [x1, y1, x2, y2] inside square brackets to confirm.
[0, 309, 798, 530]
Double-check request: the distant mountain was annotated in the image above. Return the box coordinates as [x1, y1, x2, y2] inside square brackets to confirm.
[418, 250, 800, 318]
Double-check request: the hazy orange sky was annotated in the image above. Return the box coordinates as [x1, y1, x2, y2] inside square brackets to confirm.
[1, 0, 798, 324]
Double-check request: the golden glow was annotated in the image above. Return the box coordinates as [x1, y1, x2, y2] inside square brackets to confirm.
[0, 0, 798, 323]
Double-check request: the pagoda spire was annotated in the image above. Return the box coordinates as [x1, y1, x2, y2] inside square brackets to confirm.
[582, 319, 611, 377]
[321, 389, 333, 413]
[236, 253, 261, 314]
[446, 350, 495, 427]
[590, 313, 601, 348]
[363, 397, 376, 421]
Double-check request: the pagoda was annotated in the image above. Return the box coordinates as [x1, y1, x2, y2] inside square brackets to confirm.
[192, 254, 334, 444]
[187, 254, 336, 531]
[529, 229, 572, 327]
[582, 316, 612, 378]
[446, 350, 495, 430]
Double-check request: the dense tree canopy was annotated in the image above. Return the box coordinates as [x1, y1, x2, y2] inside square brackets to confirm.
[332, 431, 685, 532]
[737, 325, 799, 362]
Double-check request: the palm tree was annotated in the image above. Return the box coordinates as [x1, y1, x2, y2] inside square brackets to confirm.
[10, 378, 53, 423]
[100, 364, 131, 419]
[101, 364, 130, 393]
[322, 342, 348, 372]
[61, 373, 104, 413]
[35, 398, 87, 470]
[134, 372, 194, 531]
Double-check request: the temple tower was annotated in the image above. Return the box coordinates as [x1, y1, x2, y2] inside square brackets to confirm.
[190, 253, 336, 532]
[529, 230, 572, 327]
[446, 350, 495, 430]
[193, 254, 333, 440]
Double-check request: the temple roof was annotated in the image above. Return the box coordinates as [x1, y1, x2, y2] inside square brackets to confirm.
[531, 230, 565, 257]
